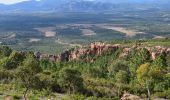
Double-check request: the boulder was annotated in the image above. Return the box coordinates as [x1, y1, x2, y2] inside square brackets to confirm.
[121, 93, 141, 100]
[4, 96, 13, 100]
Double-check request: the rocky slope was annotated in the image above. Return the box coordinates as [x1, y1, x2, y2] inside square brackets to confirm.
[34, 42, 170, 62]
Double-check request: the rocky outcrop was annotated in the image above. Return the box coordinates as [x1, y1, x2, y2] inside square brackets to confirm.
[147, 46, 169, 60]
[121, 93, 141, 100]
[58, 42, 120, 62]
[34, 42, 120, 62]
[4, 96, 13, 100]
[34, 42, 170, 62]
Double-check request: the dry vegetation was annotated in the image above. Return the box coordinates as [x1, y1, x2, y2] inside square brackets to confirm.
[98, 25, 146, 37]
[81, 29, 96, 36]
[35, 27, 56, 37]
[29, 38, 41, 42]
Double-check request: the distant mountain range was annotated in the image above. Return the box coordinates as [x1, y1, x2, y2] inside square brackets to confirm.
[0, 0, 170, 12]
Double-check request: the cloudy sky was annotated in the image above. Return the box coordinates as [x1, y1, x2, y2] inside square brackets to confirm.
[0, 0, 29, 4]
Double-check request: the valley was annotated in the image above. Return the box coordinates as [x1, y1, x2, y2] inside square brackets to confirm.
[0, 0, 170, 100]
[0, 10, 170, 54]
[0, 39, 170, 100]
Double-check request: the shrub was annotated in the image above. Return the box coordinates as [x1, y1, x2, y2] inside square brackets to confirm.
[13, 95, 22, 100]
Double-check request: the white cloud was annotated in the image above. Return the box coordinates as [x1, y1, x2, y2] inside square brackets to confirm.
[0, 0, 29, 5]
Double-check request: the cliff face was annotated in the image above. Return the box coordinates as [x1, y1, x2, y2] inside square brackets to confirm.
[34, 42, 170, 62]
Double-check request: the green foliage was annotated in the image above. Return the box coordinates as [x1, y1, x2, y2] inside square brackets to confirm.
[12, 95, 22, 100]
[16, 54, 42, 99]
[136, 62, 165, 99]
[137, 63, 151, 83]
[115, 70, 128, 84]
[62, 94, 119, 100]
[39, 73, 52, 86]
[17, 66, 41, 90]
[64, 94, 86, 100]
[87, 67, 107, 78]
[136, 62, 164, 87]
[84, 77, 117, 97]
[153, 88, 170, 99]
[0, 57, 13, 69]
[152, 54, 167, 68]
[166, 54, 170, 72]
[132, 48, 151, 66]
[0, 43, 170, 99]
[0, 70, 14, 83]
[58, 68, 84, 94]
[130, 48, 151, 77]
[0, 51, 25, 70]
[0, 46, 12, 58]
[21, 53, 42, 73]
[154, 74, 170, 92]
[40, 59, 57, 70]
[108, 60, 129, 78]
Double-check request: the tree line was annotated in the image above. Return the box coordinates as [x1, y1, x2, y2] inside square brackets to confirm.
[0, 45, 170, 100]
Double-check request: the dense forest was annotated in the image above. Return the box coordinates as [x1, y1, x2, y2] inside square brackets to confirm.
[0, 39, 170, 100]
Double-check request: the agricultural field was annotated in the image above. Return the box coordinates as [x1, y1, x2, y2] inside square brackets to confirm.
[0, 10, 170, 54]
[1, 0, 170, 100]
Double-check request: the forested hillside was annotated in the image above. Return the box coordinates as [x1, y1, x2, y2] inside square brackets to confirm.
[0, 39, 170, 100]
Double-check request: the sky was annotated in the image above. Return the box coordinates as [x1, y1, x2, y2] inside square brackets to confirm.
[0, 0, 144, 5]
[1, 0, 168, 5]
[0, 0, 92, 5]
[0, 0, 29, 4]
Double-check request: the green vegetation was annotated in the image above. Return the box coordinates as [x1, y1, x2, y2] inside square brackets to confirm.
[0, 11, 170, 54]
[0, 39, 170, 99]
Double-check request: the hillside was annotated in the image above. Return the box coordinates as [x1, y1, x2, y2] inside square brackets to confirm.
[0, 0, 170, 99]
[0, 0, 170, 12]
[0, 0, 170, 54]
[1, 10, 170, 54]
[0, 39, 170, 100]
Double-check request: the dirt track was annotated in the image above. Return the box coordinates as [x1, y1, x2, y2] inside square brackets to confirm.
[98, 25, 145, 37]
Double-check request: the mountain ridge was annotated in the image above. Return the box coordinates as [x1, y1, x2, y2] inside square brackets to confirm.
[0, 0, 170, 12]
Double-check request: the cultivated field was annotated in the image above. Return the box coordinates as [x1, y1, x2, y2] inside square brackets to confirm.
[0, 10, 170, 53]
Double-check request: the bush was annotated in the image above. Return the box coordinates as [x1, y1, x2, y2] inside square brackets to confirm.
[13, 95, 22, 100]
[58, 68, 84, 94]
[0, 70, 14, 83]
[153, 89, 170, 99]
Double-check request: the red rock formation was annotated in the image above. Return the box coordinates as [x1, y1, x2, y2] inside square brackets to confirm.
[34, 42, 170, 62]
[119, 47, 131, 58]
[151, 52, 157, 60]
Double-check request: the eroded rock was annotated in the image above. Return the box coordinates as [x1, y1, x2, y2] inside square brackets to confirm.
[121, 93, 141, 100]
